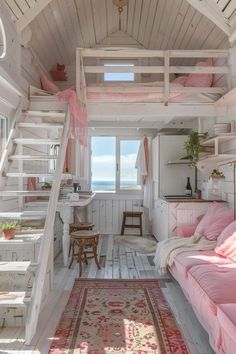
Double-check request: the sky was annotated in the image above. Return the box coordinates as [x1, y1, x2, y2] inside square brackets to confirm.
[91, 137, 140, 182]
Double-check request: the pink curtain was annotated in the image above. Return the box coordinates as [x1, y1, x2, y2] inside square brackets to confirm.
[56, 89, 87, 147]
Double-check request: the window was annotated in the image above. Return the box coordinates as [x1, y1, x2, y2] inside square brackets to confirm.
[0, 116, 7, 157]
[0, 17, 6, 59]
[91, 136, 141, 192]
[104, 63, 134, 82]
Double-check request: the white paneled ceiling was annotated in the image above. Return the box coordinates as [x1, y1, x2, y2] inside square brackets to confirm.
[3, 0, 233, 70]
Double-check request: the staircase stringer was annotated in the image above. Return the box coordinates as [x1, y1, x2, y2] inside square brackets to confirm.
[0, 98, 24, 190]
[25, 106, 70, 345]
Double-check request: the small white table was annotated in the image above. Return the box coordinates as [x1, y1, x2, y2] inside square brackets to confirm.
[24, 193, 96, 266]
[57, 193, 96, 266]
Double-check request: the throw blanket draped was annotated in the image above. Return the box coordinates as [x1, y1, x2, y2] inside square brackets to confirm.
[154, 232, 216, 275]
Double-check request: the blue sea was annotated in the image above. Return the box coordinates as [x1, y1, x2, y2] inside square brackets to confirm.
[92, 180, 139, 191]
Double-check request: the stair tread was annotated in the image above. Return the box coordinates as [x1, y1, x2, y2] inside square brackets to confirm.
[0, 211, 46, 220]
[25, 110, 65, 118]
[9, 155, 58, 160]
[0, 291, 30, 307]
[17, 122, 63, 129]
[0, 191, 50, 196]
[6, 172, 54, 178]
[0, 233, 42, 243]
[0, 261, 31, 272]
[14, 138, 61, 145]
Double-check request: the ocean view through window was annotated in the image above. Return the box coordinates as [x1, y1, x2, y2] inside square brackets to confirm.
[104, 63, 134, 82]
[91, 137, 141, 192]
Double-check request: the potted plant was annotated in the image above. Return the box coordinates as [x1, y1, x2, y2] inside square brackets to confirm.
[184, 131, 208, 167]
[0, 220, 18, 240]
[41, 182, 52, 190]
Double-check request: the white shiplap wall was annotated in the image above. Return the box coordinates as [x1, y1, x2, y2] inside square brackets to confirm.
[87, 195, 149, 235]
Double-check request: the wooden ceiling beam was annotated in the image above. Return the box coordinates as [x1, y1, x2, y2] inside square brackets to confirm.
[185, 0, 232, 36]
[15, 0, 53, 32]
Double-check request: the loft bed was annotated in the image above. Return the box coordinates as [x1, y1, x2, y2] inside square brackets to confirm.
[76, 47, 229, 118]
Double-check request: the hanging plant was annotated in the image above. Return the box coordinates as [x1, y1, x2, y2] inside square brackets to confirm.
[184, 131, 208, 167]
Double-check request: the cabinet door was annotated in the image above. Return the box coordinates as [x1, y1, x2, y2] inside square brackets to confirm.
[156, 201, 168, 241]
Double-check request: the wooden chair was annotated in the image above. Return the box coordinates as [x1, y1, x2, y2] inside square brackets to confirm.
[68, 230, 100, 276]
[121, 211, 143, 236]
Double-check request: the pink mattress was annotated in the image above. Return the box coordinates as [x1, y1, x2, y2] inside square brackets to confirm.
[217, 304, 236, 354]
[86, 82, 220, 103]
[188, 263, 236, 316]
[172, 250, 232, 279]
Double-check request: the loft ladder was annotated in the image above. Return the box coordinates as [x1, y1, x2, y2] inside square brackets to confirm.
[0, 87, 70, 343]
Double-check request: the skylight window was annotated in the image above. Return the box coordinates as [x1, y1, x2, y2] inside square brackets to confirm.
[104, 63, 134, 81]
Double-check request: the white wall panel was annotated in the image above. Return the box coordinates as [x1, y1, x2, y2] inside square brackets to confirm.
[87, 196, 148, 235]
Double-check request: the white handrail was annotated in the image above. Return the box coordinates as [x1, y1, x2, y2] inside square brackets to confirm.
[25, 106, 70, 344]
[0, 98, 23, 190]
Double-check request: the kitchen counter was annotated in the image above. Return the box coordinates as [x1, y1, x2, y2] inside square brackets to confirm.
[162, 198, 225, 203]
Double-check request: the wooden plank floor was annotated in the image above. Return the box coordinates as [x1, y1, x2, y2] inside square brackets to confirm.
[0, 234, 215, 354]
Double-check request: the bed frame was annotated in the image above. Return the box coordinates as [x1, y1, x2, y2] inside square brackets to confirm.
[76, 47, 229, 118]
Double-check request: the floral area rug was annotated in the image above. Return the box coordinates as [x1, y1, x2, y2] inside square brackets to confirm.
[49, 279, 189, 354]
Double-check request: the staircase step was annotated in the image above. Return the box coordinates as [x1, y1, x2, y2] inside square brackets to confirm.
[9, 155, 58, 161]
[0, 211, 46, 220]
[17, 122, 63, 129]
[29, 85, 53, 97]
[14, 138, 61, 145]
[0, 261, 31, 273]
[0, 291, 30, 307]
[6, 172, 54, 178]
[24, 110, 65, 118]
[0, 233, 43, 243]
[29, 96, 68, 111]
[0, 191, 50, 197]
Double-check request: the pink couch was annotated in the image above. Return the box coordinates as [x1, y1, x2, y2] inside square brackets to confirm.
[170, 222, 236, 354]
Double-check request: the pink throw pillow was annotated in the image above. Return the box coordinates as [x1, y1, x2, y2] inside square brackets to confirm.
[195, 202, 234, 241]
[185, 58, 213, 87]
[176, 224, 198, 237]
[172, 76, 187, 86]
[40, 74, 60, 94]
[215, 220, 236, 262]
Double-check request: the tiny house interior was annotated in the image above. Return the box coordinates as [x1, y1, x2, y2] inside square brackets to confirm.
[1, 0, 236, 353]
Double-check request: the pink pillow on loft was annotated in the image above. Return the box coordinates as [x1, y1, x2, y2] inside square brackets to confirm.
[185, 58, 214, 87]
[195, 202, 234, 241]
[215, 220, 236, 262]
[40, 74, 60, 94]
[172, 76, 187, 86]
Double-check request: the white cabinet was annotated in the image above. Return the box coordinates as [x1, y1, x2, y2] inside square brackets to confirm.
[153, 199, 218, 241]
[156, 199, 168, 241]
[151, 135, 194, 198]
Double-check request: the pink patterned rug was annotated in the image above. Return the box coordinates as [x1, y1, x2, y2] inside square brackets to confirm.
[49, 279, 189, 353]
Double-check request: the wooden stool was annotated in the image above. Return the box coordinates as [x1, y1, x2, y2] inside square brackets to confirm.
[68, 230, 100, 276]
[69, 223, 94, 257]
[69, 222, 94, 233]
[121, 211, 143, 236]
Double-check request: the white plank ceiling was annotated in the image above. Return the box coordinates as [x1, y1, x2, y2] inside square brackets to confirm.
[3, 0, 230, 71]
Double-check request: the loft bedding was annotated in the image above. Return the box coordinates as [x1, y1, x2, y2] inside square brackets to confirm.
[86, 59, 222, 103]
[86, 81, 220, 103]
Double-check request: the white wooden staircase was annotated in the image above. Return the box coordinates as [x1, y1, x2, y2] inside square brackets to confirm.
[0, 87, 70, 343]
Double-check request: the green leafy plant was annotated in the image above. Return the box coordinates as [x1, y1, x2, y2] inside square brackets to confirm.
[0, 220, 18, 230]
[184, 131, 208, 167]
[42, 182, 52, 190]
